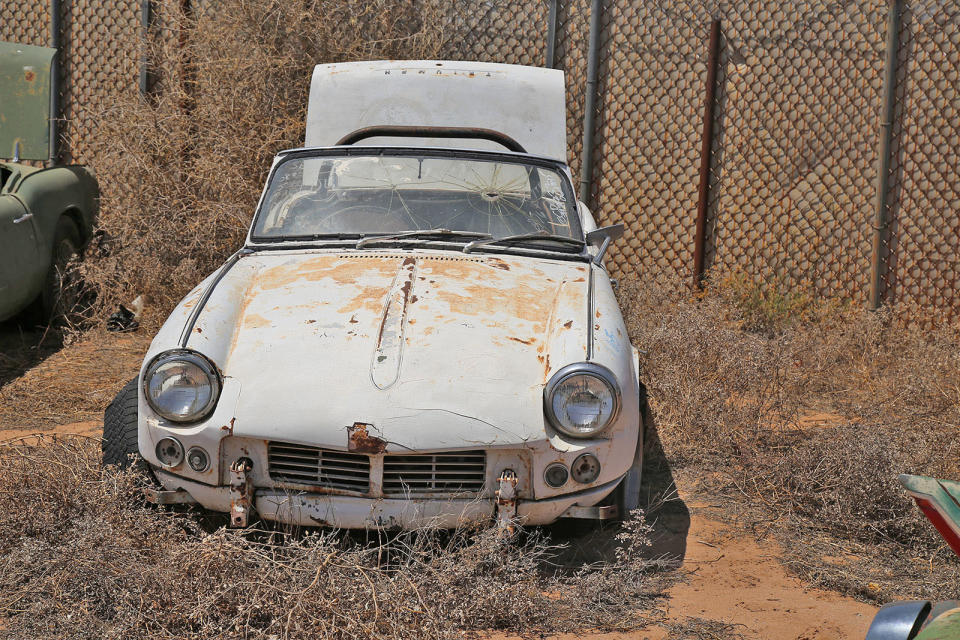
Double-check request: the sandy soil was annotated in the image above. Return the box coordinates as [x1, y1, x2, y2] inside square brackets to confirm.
[658, 500, 876, 639]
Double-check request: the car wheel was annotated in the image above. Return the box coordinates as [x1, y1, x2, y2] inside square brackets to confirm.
[41, 217, 82, 325]
[102, 377, 145, 470]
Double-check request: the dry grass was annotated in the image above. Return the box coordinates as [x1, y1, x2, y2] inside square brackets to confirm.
[72, 0, 448, 325]
[0, 436, 668, 639]
[621, 272, 960, 602]
[0, 329, 150, 433]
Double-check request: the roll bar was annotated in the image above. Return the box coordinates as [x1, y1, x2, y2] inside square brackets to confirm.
[335, 126, 527, 153]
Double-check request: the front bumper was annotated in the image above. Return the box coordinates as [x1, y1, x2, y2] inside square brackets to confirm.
[152, 469, 623, 529]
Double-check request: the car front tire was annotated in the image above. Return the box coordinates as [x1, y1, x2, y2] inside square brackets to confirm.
[41, 216, 81, 325]
[102, 377, 142, 469]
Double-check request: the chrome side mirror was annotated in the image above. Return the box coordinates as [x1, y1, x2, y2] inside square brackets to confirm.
[585, 223, 625, 265]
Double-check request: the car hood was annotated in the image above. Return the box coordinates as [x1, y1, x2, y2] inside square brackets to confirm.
[184, 250, 591, 450]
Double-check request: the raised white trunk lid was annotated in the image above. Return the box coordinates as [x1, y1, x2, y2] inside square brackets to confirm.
[306, 60, 567, 162]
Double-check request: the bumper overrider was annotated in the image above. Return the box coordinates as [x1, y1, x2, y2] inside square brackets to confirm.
[138, 352, 641, 530]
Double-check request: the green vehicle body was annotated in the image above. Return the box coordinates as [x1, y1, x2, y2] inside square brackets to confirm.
[0, 41, 99, 322]
[916, 608, 960, 640]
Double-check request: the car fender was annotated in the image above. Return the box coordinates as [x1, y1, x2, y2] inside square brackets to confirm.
[16, 165, 98, 250]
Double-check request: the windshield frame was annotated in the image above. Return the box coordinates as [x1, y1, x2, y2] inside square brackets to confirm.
[245, 146, 585, 255]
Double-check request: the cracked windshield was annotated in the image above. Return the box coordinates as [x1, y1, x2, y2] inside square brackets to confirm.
[252, 154, 581, 245]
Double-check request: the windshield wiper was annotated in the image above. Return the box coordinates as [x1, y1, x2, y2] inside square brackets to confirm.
[462, 231, 584, 254]
[355, 229, 492, 249]
[260, 232, 361, 242]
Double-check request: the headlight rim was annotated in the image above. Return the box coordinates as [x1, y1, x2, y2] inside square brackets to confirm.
[142, 349, 222, 424]
[543, 362, 622, 438]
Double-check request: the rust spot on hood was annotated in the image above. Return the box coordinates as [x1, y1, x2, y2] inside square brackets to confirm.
[347, 422, 387, 454]
[243, 313, 271, 329]
[508, 336, 535, 345]
[258, 255, 398, 290]
[487, 258, 510, 271]
[563, 320, 573, 329]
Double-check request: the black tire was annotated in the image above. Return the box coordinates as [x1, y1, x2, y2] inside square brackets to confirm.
[41, 217, 81, 325]
[102, 377, 142, 469]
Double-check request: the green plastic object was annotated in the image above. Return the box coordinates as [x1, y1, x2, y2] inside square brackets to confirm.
[899, 474, 960, 558]
[0, 41, 55, 161]
[915, 606, 960, 640]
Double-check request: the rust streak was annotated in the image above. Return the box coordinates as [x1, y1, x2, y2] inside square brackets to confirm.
[508, 336, 535, 345]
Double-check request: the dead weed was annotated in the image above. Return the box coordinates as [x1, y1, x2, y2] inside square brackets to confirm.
[0, 436, 665, 639]
[621, 273, 960, 602]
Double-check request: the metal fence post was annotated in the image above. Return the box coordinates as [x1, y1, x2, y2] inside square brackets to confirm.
[139, 0, 153, 96]
[545, 0, 558, 69]
[578, 0, 601, 205]
[870, 0, 903, 310]
[693, 18, 721, 288]
[48, 0, 61, 165]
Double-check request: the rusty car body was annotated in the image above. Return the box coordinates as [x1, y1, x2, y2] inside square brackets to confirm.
[0, 42, 98, 323]
[102, 61, 643, 530]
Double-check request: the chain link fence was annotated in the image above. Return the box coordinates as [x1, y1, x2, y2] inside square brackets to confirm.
[886, 1, 960, 315]
[3, 0, 960, 317]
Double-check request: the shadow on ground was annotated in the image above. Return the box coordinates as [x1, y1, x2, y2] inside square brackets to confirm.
[0, 318, 62, 388]
[543, 400, 691, 568]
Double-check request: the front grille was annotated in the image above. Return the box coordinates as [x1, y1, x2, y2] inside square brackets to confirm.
[267, 442, 370, 492]
[383, 450, 486, 495]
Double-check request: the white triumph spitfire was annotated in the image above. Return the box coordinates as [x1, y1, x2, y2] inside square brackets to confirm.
[102, 60, 644, 530]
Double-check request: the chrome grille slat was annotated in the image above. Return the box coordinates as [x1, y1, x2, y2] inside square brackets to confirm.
[383, 450, 486, 495]
[268, 442, 486, 496]
[267, 442, 369, 492]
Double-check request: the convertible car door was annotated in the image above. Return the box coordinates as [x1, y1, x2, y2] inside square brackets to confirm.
[0, 193, 42, 320]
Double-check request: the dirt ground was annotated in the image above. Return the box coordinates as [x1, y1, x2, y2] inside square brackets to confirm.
[0, 327, 880, 639]
[650, 496, 876, 639]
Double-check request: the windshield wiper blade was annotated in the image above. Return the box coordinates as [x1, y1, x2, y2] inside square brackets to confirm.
[253, 232, 361, 243]
[462, 231, 584, 254]
[355, 229, 492, 249]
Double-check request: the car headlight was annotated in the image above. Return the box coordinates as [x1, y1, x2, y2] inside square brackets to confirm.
[544, 363, 621, 438]
[143, 350, 221, 423]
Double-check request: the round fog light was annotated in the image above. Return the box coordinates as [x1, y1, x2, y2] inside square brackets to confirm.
[155, 437, 184, 467]
[544, 463, 569, 488]
[571, 453, 601, 484]
[187, 447, 209, 472]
